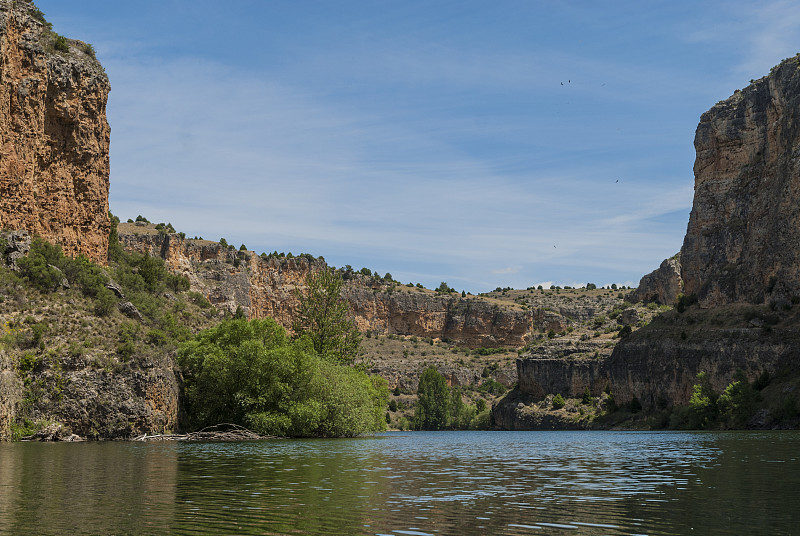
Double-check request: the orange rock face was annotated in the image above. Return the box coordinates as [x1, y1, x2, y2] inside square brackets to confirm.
[0, 2, 110, 264]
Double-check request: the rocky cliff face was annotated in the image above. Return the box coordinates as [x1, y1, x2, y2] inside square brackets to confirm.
[119, 225, 534, 348]
[512, 57, 800, 420]
[629, 254, 683, 305]
[345, 285, 532, 347]
[682, 56, 800, 307]
[0, 1, 110, 264]
[514, 322, 795, 410]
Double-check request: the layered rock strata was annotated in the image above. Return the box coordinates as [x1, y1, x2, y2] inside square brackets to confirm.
[0, 1, 110, 264]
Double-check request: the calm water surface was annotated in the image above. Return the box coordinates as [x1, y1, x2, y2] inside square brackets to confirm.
[0, 431, 798, 535]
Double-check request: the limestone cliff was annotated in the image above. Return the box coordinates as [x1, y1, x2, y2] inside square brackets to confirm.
[510, 56, 800, 422]
[0, 1, 110, 264]
[682, 56, 800, 307]
[118, 224, 534, 348]
[628, 254, 683, 305]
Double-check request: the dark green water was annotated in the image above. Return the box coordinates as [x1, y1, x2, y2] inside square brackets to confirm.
[0, 431, 798, 535]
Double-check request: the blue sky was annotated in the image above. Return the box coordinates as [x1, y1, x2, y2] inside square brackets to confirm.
[38, 1, 800, 293]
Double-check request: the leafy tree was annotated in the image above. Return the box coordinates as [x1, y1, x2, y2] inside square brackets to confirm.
[179, 317, 387, 437]
[552, 393, 566, 409]
[293, 268, 361, 366]
[415, 367, 451, 430]
[717, 370, 759, 428]
[687, 371, 717, 428]
[436, 282, 454, 294]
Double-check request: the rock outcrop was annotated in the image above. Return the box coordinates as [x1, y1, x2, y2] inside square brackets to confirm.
[513, 320, 797, 411]
[118, 225, 534, 348]
[0, 1, 110, 264]
[681, 56, 800, 307]
[629, 254, 683, 305]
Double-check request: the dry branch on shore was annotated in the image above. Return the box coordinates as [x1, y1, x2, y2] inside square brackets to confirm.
[132, 424, 278, 442]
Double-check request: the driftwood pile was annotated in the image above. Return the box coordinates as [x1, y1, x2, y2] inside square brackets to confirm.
[132, 423, 276, 442]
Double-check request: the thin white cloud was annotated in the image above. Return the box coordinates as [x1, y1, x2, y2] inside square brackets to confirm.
[492, 266, 522, 275]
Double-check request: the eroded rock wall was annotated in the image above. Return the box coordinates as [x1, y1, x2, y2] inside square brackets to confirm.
[682, 56, 800, 307]
[0, 1, 110, 264]
[515, 325, 798, 410]
[629, 254, 683, 305]
[119, 227, 533, 348]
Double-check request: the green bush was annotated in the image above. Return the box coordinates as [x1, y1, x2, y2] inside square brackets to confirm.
[53, 35, 69, 53]
[82, 42, 96, 59]
[17, 238, 67, 292]
[552, 393, 566, 409]
[94, 287, 117, 317]
[478, 379, 506, 396]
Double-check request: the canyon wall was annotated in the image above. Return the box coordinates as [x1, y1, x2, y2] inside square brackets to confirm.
[119, 225, 533, 348]
[513, 56, 800, 416]
[514, 323, 796, 410]
[682, 56, 800, 307]
[0, 1, 110, 264]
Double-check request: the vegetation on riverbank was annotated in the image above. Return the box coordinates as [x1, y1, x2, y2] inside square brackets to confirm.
[1, 223, 389, 439]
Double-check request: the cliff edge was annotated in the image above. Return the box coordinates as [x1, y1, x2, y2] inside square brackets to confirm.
[0, 0, 110, 264]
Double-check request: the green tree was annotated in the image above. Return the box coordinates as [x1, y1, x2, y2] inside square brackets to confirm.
[582, 386, 594, 405]
[293, 268, 362, 366]
[415, 367, 451, 430]
[717, 370, 758, 428]
[688, 371, 718, 428]
[179, 317, 387, 437]
[552, 393, 566, 409]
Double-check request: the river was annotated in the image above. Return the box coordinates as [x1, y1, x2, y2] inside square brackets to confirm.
[0, 431, 797, 535]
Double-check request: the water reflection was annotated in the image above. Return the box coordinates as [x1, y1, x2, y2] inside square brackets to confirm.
[0, 431, 798, 535]
[0, 442, 178, 535]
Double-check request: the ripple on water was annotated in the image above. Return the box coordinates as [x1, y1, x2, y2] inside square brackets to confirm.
[1, 431, 799, 535]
